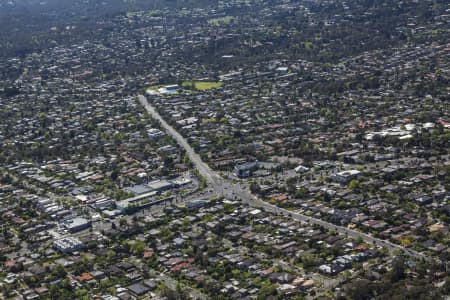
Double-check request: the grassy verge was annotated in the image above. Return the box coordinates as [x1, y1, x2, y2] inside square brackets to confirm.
[182, 81, 223, 91]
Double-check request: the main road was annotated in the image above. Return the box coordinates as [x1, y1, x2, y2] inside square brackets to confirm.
[138, 94, 428, 261]
[138, 95, 222, 187]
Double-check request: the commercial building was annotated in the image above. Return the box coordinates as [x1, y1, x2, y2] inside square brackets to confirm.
[53, 237, 84, 253]
[62, 217, 91, 233]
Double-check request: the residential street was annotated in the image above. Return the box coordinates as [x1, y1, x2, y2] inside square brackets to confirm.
[1, 1, 448, 298]
[138, 94, 429, 261]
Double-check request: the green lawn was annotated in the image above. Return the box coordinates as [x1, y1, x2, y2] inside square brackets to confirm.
[182, 81, 223, 91]
[303, 41, 313, 50]
[146, 84, 165, 91]
[208, 16, 234, 25]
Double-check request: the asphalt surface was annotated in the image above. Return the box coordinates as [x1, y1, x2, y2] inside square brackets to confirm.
[138, 94, 428, 261]
[138, 95, 222, 188]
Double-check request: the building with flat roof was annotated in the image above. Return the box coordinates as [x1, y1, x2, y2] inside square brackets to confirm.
[234, 162, 258, 178]
[331, 169, 361, 184]
[124, 184, 152, 195]
[147, 179, 173, 192]
[53, 237, 83, 253]
[62, 217, 91, 233]
[115, 191, 158, 212]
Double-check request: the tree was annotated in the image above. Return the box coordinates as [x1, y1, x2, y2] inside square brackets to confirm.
[301, 253, 320, 269]
[51, 264, 66, 278]
[110, 169, 119, 181]
[130, 241, 146, 256]
[295, 187, 308, 198]
[389, 256, 406, 282]
[344, 279, 372, 300]
[348, 179, 361, 190]
[250, 182, 260, 194]
[257, 283, 278, 300]
[183, 155, 193, 167]
[159, 283, 181, 300]
[119, 218, 128, 228]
